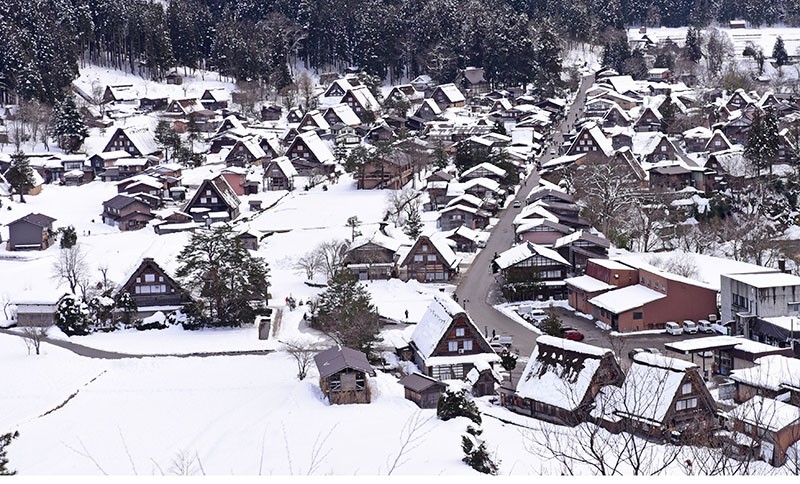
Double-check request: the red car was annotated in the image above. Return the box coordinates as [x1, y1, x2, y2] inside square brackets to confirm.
[562, 329, 584, 341]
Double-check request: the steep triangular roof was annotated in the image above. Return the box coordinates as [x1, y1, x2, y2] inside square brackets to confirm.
[411, 295, 493, 360]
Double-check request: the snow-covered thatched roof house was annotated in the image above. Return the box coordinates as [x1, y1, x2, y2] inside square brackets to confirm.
[409, 294, 499, 383]
[511, 335, 623, 426]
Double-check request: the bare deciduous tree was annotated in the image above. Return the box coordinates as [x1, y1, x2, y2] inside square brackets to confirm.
[386, 187, 421, 225]
[647, 253, 701, 280]
[21, 325, 48, 355]
[295, 252, 324, 280]
[52, 244, 89, 296]
[385, 411, 435, 475]
[282, 338, 325, 380]
[315, 239, 349, 280]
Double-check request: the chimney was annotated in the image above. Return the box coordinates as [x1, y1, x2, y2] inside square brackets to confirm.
[779, 258, 787, 273]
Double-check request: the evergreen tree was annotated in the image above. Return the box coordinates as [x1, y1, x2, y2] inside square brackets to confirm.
[114, 291, 139, 327]
[533, 21, 564, 98]
[311, 271, 382, 356]
[659, 96, 677, 132]
[499, 348, 518, 385]
[539, 309, 563, 337]
[5, 150, 35, 203]
[176, 225, 271, 327]
[333, 138, 348, 165]
[461, 434, 499, 475]
[0, 431, 19, 476]
[685, 26, 703, 64]
[745, 107, 780, 175]
[55, 294, 92, 336]
[492, 121, 507, 136]
[59, 226, 78, 249]
[432, 141, 450, 170]
[51, 95, 88, 153]
[437, 389, 482, 424]
[773, 36, 789, 67]
[403, 204, 423, 239]
[154, 120, 182, 162]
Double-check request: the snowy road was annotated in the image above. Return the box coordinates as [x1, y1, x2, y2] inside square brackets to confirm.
[454, 72, 596, 380]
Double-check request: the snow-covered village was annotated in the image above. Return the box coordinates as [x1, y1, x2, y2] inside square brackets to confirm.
[3, 0, 800, 476]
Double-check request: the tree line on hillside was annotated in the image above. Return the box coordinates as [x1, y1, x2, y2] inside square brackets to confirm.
[7, 0, 800, 107]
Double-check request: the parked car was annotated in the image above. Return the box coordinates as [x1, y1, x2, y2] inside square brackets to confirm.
[697, 319, 714, 333]
[524, 308, 547, 325]
[683, 320, 699, 334]
[628, 347, 661, 360]
[512, 200, 521, 209]
[489, 335, 513, 352]
[562, 329, 584, 341]
[665, 321, 683, 336]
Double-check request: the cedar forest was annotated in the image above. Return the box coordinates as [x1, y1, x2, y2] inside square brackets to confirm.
[5, 0, 800, 107]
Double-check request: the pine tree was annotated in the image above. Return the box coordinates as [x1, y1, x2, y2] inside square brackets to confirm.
[539, 309, 563, 337]
[51, 94, 88, 153]
[432, 141, 450, 170]
[461, 434, 499, 475]
[58, 225, 78, 249]
[154, 120, 181, 161]
[773, 36, 789, 67]
[176, 225, 271, 327]
[685, 26, 703, 64]
[437, 390, 482, 424]
[403, 204, 423, 239]
[745, 108, 780, 175]
[659, 96, 677, 132]
[5, 150, 35, 203]
[311, 271, 382, 356]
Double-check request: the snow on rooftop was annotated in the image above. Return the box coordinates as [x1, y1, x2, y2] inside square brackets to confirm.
[494, 242, 570, 270]
[564, 275, 615, 293]
[411, 295, 466, 360]
[732, 395, 800, 432]
[725, 271, 800, 289]
[730, 355, 800, 392]
[588, 284, 666, 314]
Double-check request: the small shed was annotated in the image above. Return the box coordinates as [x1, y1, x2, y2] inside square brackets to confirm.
[165, 71, 183, 85]
[6, 213, 57, 251]
[399, 373, 448, 408]
[15, 300, 58, 327]
[314, 346, 376, 405]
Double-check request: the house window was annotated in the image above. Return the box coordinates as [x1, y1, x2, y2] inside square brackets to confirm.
[414, 254, 423, 262]
[448, 341, 458, 352]
[426, 255, 437, 262]
[455, 327, 465, 337]
[660, 145, 667, 152]
[675, 398, 698, 411]
[633, 312, 643, 320]
[463, 340, 473, 351]
[744, 423, 752, 434]
[421, 244, 428, 252]
[682, 383, 692, 395]
[144, 274, 156, 283]
[789, 302, 800, 312]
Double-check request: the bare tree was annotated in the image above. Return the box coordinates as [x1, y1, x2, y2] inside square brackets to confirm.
[282, 338, 324, 380]
[703, 28, 734, 79]
[296, 71, 316, 110]
[295, 252, 324, 280]
[647, 253, 700, 280]
[386, 187, 421, 225]
[0, 294, 13, 322]
[315, 240, 349, 280]
[346, 215, 361, 241]
[571, 157, 641, 241]
[20, 325, 48, 355]
[385, 411, 435, 475]
[52, 244, 89, 296]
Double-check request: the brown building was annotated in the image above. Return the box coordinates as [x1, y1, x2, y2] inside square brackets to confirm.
[357, 153, 413, 190]
[506, 335, 624, 426]
[730, 395, 800, 466]
[399, 235, 460, 283]
[587, 260, 718, 332]
[565, 259, 638, 315]
[594, 353, 718, 442]
[314, 346, 376, 405]
[409, 295, 500, 381]
[342, 233, 401, 280]
[117, 257, 191, 317]
[102, 195, 154, 231]
[399, 373, 448, 408]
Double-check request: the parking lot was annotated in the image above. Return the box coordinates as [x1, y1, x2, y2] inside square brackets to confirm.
[538, 306, 720, 370]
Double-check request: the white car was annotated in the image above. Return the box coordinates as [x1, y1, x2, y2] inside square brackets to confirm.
[697, 319, 714, 333]
[683, 320, 699, 334]
[665, 321, 683, 336]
